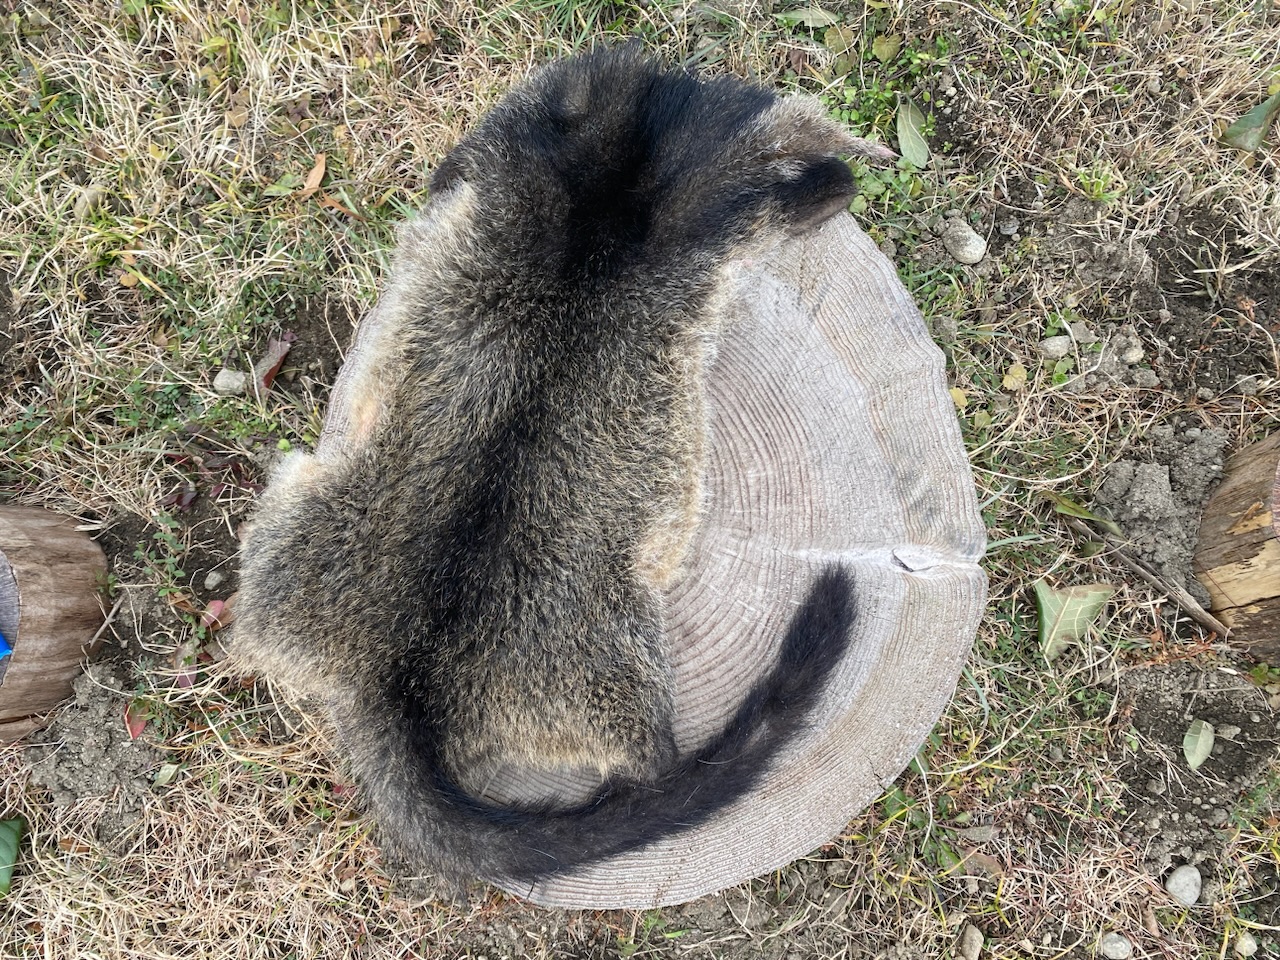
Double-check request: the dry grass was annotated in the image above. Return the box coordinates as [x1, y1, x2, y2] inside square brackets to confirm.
[2, 0, 1279, 957]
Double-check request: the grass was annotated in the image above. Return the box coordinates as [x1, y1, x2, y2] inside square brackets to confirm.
[2, 0, 1279, 957]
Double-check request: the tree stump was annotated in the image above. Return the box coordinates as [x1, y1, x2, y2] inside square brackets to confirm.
[0, 506, 108, 741]
[303, 214, 988, 907]
[1194, 431, 1280, 662]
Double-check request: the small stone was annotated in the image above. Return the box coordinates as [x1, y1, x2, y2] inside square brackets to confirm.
[1196, 386, 1215, 400]
[1048, 745, 1064, 762]
[1039, 336, 1072, 360]
[958, 923, 983, 960]
[1099, 931, 1133, 959]
[940, 218, 988, 264]
[1145, 779, 1166, 796]
[1069, 320, 1098, 344]
[213, 368, 248, 396]
[999, 218, 1020, 236]
[1217, 725, 1240, 740]
[1120, 345, 1145, 364]
[1233, 931, 1259, 957]
[1131, 368, 1159, 388]
[1165, 864, 1202, 905]
[203, 570, 225, 591]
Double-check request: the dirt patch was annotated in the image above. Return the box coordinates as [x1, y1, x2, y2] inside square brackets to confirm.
[1114, 662, 1280, 930]
[23, 663, 160, 845]
[1141, 212, 1280, 400]
[1094, 420, 1229, 608]
[245, 294, 352, 422]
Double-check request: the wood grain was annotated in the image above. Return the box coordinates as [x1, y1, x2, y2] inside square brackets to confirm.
[0, 506, 108, 737]
[1194, 431, 1280, 661]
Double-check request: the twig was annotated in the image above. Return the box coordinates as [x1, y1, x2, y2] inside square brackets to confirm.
[86, 594, 125, 649]
[1058, 516, 1233, 639]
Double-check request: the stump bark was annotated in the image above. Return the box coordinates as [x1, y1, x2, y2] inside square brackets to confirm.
[0, 506, 108, 741]
[1194, 431, 1280, 662]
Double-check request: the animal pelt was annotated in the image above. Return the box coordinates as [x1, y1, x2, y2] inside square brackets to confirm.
[233, 46, 871, 888]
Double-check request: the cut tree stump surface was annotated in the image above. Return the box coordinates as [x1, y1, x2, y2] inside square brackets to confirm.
[1195, 430, 1280, 662]
[312, 214, 988, 908]
[0, 506, 108, 741]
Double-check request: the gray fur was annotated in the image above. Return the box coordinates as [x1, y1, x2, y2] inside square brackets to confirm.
[233, 47, 864, 886]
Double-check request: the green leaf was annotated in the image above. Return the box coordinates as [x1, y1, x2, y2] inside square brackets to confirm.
[775, 7, 840, 28]
[1220, 90, 1280, 153]
[1040, 491, 1124, 536]
[0, 818, 24, 898]
[823, 24, 857, 57]
[896, 95, 930, 168]
[1182, 719, 1214, 771]
[871, 34, 902, 62]
[263, 172, 304, 197]
[153, 762, 182, 788]
[1034, 581, 1115, 662]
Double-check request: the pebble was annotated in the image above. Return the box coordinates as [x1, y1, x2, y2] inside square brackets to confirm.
[1234, 931, 1259, 957]
[203, 570, 225, 591]
[1048, 745, 1064, 762]
[1217, 725, 1240, 740]
[213, 368, 248, 396]
[958, 923, 983, 960]
[940, 218, 987, 264]
[1099, 931, 1133, 959]
[1165, 864, 1202, 905]
[1069, 320, 1098, 344]
[1039, 335, 1072, 360]
[1119, 345, 1145, 364]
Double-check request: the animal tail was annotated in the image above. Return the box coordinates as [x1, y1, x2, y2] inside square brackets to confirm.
[343, 564, 856, 887]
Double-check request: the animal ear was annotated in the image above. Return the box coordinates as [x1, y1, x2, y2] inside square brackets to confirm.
[772, 156, 857, 235]
[747, 96, 893, 234]
[752, 95, 894, 162]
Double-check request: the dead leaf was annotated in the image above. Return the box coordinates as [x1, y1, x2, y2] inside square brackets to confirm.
[200, 595, 236, 631]
[123, 701, 148, 740]
[299, 152, 326, 199]
[253, 336, 294, 392]
[1002, 361, 1028, 391]
[949, 387, 968, 409]
[318, 194, 366, 221]
[958, 847, 1004, 877]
